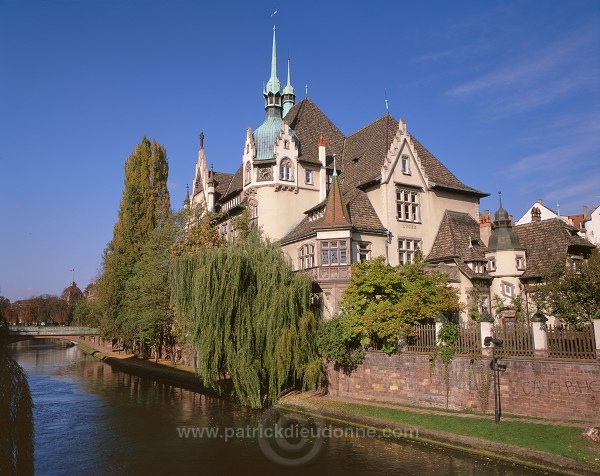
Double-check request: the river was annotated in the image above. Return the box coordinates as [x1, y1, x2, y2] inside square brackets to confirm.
[5, 339, 551, 475]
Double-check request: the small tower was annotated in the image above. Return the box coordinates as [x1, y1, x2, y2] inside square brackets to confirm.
[486, 192, 526, 314]
[183, 184, 190, 208]
[282, 58, 296, 116]
[264, 23, 283, 113]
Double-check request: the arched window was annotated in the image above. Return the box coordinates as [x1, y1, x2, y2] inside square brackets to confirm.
[244, 162, 252, 185]
[279, 158, 293, 181]
[284, 140, 290, 149]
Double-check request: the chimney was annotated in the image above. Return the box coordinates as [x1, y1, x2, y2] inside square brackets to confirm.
[537, 198, 543, 205]
[479, 210, 492, 246]
[318, 135, 327, 202]
[583, 205, 588, 218]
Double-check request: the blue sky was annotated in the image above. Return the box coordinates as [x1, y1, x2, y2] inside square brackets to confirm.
[1, 0, 598, 301]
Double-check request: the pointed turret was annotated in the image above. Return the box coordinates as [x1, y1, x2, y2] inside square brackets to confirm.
[321, 155, 351, 227]
[253, 21, 286, 160]
[184, 184, 190, 208]
[283, 57, 296, 116]
[488, 191, 522, 250]
[264, 24, 283, 109]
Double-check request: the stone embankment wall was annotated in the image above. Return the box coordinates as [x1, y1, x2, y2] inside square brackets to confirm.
[327, 351, 600, 421]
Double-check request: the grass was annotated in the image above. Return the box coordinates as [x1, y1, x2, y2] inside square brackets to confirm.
[332, 402, 600, 467]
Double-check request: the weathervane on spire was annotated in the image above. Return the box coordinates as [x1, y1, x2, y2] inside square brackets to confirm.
[498, 190, 503, 208]
[70, 268, 75, 285]
[306, 82, 308, 98]
[271, 9, 277, 28]
[556, 202, 561, 220]
[385, 89, 389, 113]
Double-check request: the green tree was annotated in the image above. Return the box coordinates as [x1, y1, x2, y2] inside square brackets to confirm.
[96, 137, 170, 339]
[533, 249, 600, 324]
[124, 216, 177, 360]
[320, 257, 461, 360]
[170, 231, 323, 408]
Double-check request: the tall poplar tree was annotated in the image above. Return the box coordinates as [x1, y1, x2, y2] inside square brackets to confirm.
[96, 137, 170, 339]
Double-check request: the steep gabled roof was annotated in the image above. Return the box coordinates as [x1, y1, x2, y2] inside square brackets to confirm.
[218, 165, 243, 201]
[284, 98, 345, 165]
[339, 113, 486, 196]
[341, 115, 397, 191]
[515, 219, 596, 279]
[280, 188, 386, 245]
[427, 211, 488, 263]
[213, 172, 234, 199]
[320, 173, 350, 227]
[410, 137, 486, 196]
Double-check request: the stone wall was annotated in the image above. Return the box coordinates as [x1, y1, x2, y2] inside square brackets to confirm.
[327, 351, 600, 422]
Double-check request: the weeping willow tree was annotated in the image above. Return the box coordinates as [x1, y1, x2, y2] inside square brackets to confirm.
[170, 233, 323, 408]
[0, 346, 34, 476]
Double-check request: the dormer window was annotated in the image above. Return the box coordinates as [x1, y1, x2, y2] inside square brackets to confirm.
[470, 261, 485, 274]
[401, 155, 410, 174]
[487, 257, 496, 272]
[280, 158, 293, 181]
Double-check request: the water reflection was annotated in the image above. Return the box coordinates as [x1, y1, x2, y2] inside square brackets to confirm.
[0, 344, 34, 476]
[7, 340, 550, 476]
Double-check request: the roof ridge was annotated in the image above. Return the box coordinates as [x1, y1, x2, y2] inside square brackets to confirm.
[347, 114, 398, 138]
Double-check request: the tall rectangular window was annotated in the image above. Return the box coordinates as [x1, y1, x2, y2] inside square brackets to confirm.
[305, 170, 313, 184]
[320, 240, 348, 266]
[298, 243, 315, 269]
[396, 188, 420, 222]
[398, 238, 421, 265]
[401, 156, 410, 174]
[357, 242, 371, 262]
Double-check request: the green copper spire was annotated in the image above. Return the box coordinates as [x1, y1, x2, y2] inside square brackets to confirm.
[284, 57, 294, 95]
[265, 24, 282, 95]
[283, 57, 296, 116]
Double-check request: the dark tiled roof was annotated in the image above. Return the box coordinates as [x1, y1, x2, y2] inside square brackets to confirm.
[213, 172, 234, 200]
[280, 189, 386, 245]
[345, 189, 386, 234]
[321, 175, 351, 227]
[217, 166, 243, 202]
[284, 99, 345, 165]
[427, 211, 487, 262]
[514, 219, 596, 279]
[340, 115, 397, 192]
[339, 114, 485, 196]
[410, 137, 486, 196]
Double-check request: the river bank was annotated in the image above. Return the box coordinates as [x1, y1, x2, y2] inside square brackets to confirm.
[76, 343, 599, 476]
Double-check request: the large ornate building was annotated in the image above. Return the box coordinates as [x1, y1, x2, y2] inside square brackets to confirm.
[188, 24, 595, 321]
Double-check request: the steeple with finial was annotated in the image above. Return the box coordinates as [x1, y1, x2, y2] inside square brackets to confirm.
[283, 57, 296, 116]
[488, 191, 522, 250]
[321, 154, 351, 227]
[263, 12, 283, 112]
[184, 184, 190, 208]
